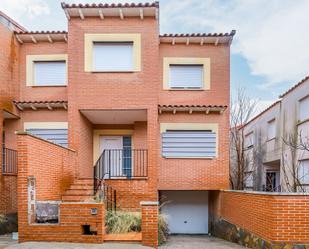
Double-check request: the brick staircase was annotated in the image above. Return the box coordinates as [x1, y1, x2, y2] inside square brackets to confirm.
[62, 178, 94, 202]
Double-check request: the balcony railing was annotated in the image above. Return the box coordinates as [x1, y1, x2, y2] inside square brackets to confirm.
[2, 146, 18, 175]
[94, 149, 148, 194]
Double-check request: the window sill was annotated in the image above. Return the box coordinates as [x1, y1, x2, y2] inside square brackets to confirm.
[163, 156, 216, 159]
[90, 70, 137, 73]
[166, 88, 205, 91]
[29, 85, 67, 87]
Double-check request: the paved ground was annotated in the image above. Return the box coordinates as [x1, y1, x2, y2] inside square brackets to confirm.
[1, 234, 245, 249]
[159, 235, 246, 249]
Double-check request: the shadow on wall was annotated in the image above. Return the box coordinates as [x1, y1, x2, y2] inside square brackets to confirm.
[0, 213, 17, 235]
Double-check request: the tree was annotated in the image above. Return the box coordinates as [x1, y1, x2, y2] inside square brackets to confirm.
[230, 88, 257, 190]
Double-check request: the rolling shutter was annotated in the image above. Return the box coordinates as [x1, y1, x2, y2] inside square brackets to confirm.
[34, 61, 66, 86]
[169, 65, 203, 88]
[93, 42, 133, 71]
[162, 131, 216, 158]
[299, 97, 309, 121]
[26, 129, 68, 147]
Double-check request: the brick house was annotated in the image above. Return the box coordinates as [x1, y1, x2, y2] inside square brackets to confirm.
[0, 2, 234, 246]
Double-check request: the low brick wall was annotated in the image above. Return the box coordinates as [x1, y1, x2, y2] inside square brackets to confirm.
[19, 202, 105, 243]
[213, 190, 309, 248]
[0, 175, 17, 214]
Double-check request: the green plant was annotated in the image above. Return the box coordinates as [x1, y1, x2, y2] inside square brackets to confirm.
[0, 214, 7, 223]
[105, 211, 141, 234]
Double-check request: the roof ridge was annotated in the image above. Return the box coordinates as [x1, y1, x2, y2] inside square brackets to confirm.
[160, 30, 236, 37]
[15, 30, 67, 34]
[279, 75, 309, 98]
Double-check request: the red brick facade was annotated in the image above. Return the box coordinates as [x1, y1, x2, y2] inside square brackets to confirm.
[219, 191, 309, 244]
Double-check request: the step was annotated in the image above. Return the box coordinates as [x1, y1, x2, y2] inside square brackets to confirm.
[64, 189, 94, 196]
[104, 233, 142, 242]
[74, 178, 94, 185]
[69, 184, 94, 190]
[62, 194, 93, 202]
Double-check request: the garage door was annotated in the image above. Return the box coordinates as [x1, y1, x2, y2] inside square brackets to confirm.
[160, 190, 208, 234]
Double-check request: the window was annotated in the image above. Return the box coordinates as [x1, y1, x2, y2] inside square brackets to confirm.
[169, 65, 203, 89]
[26, 129, 68, 147]
[299, 96, 309, 122]
[92, 42, 133, 72]
[299, 160, 309, 185]
[33, 61, 66, 86]
[245, 132, 254, 148]
[161, 130, 216, 158]
[267, 119, 276, 140]
[244, 171, 253, 188]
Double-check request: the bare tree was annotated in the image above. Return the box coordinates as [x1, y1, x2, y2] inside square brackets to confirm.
[230, 88, 258, 190]
[282, 128, 309, 192]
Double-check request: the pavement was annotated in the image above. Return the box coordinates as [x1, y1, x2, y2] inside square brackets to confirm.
[1, 234, 245, 249]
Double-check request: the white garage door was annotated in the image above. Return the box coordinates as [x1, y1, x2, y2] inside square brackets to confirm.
[160, 190, 209, 234]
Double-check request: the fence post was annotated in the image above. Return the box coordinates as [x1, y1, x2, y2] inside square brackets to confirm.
[140, 201, 159, 248]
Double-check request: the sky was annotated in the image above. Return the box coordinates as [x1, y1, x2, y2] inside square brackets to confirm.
[1, 0, 309, 113]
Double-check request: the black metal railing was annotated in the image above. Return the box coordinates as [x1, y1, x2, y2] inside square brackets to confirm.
[94, 149, 148, 195]
[2, 146, 18, 175]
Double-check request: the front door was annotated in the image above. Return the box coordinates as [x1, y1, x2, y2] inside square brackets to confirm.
[100, 136, 123, 177]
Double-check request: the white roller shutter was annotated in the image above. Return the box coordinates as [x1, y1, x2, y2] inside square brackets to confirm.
[34, 61, 66, 86]
[162, 131, 216, 158]
[299, 97, 309, 121]
[93, 42, 133, 71]
[169, 65, 203, 88]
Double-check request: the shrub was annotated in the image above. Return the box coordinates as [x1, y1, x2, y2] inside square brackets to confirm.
[158, 214, 169, 245]
[105, 211, 141, 234]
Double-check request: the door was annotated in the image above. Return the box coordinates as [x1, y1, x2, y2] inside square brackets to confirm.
[160, 191, 209, 234]
[100, 136, 123, 177]
[266, 172, 276, 191]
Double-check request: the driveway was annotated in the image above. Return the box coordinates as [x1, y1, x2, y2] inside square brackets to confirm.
[1, 234, 244, 249]
[160, 235, 245, 249]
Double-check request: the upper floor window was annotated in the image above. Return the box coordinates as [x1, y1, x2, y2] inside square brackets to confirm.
[93, 42, 133, 72]
[34, 61, 66, 86]
[169, 64, 203, 89]
[299, 96, 309, 122]
[298, 160, 309, 185]
[26, 54, 67, 86]
[267, 119, 276, 140]
[245, 132, 254, 149]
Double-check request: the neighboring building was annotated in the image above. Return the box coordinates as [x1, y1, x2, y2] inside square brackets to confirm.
[240, 77, 309, 192]
[0, 2, 234, 243]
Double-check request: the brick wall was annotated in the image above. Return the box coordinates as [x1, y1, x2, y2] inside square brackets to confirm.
[19, 202, 104, 243]
[17, 133, 77, 201]
[0, 176, 17, 214]
[141, 202, 158, 248]
[158, 113, 230, 190]
[220, 191, 309, 244]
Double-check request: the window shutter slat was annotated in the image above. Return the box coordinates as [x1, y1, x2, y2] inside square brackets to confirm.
[34, 61, 66, 86]
[169, 65, 203, 88]
[162, 131, 216, 158]
[93, 42, 133, 71]
[26, 129, 68, 147]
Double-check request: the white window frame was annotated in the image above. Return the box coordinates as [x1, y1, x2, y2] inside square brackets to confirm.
[299, 96, 309, 122]
[169, 64, 204, 89]
[267, 119, 276, 140]
[298, 160, 309, 185]
[92, 42, 134, 72]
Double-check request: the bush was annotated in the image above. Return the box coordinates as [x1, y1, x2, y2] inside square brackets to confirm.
[158, 214, 169, 245]
[105, 211, 141, 234]
[105, 210, 169, 244]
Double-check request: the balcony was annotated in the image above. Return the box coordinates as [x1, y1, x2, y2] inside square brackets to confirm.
[2, 146, 18, 175]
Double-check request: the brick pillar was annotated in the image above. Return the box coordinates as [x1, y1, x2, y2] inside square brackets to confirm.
[141, 201, 159, 248]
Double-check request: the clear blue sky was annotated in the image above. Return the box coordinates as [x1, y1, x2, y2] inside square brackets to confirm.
[2, 0, 309, 112]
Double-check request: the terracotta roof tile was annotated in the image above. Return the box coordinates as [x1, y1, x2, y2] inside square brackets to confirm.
[160, 30, 236, 38]
[14, 100, 67, 104]
[159, 104, 227, 108]
[15, 30, 67, 35]
[279, 76, 309, 98]
[61, 1, 159, 9]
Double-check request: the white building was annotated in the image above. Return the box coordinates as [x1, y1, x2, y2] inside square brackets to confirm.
[241, 76, 309, 192]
